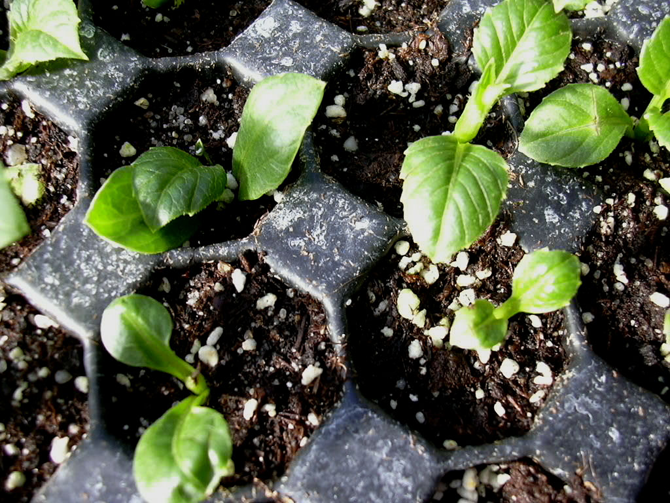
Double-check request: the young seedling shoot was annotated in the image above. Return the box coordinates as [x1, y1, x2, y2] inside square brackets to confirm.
[85, 73, 325, 254]
[142, 0, 186, 8]
[552, 0, 591, 12]
[400, 0, 571, 263]
[449, 250, 581, 354]
[519, 15, 670, 167]
[0, 0, 88, 81]
[0, 163, 30, 249]
[101, 294, 234, 503]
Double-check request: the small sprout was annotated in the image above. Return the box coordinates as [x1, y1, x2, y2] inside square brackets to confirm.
[0, 0, 88, 81]
[520, 16, 670, 166]
[401, 0, 571, 261]
[0, 164, 29, 249]
[450, 250, 581, 352]
[85, 147, 227, 254]
[101, 294, 234, 503]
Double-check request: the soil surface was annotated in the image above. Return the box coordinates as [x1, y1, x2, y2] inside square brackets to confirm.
[348, 215, 568, 447]
[0, 288, 89, 503]
[0, 97, 80, 274]
[93, 67, 282, 247]
[434, 459, 597, 503]
[91, 0, 272, 58]
[105, 252, 345, 488]
[91, 0, 450, 58]
[299, 0, 449, 35]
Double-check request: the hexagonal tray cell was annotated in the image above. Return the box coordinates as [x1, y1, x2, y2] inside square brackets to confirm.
[97, 251, 345, 492]
[0, 289, 89, 503]
[0, 94, 80, 273]
[89, 0, 273, 58]
[348, 216, 568, 448]
[311, 35, 512, 218]
[90, 65, 286, 247]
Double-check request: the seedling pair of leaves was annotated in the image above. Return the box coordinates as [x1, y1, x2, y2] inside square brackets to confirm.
[400, 0, 572, 263]
[449, 249, 581, 352]
[520, 16, 670, 167]
[0, 161, 45, 249]
[0, 0, 88, 81]
[102, 294, 233, 503]
[85, 73, 325, 254]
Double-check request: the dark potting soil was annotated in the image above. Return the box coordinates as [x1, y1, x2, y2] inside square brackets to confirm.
[93, 67, 282, 248]
[298, 0, 450, 35]
[433, 459, 597, 503]
[106, 252, 345, 488]
[348, 215, 568, 448]
[312, 31, 514, 218]
[0, 288, 89, 503]
[0, 97, 80, 274]
[90, 0, 272, 58]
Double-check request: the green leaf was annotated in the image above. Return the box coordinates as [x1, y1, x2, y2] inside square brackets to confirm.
[84, 166, 195, 254]
[132, 147, 227, 232]
[519, 83, 633, 167]
[664, 309, 670, 342]
[0, 0, 88, 81]
[474, 0, 571, 95]
[0, 168, 30, 249]
[233, 73, 326, 201]
[100, 294, 206, 394]
[400, 135, 508, 263]
[134, 396, 234, 503]
[6, 163, 44, 205]
[638, 17, 670, 102]
[450, 300, 508, 351]
[646, 106, 670, 150]
[552, 0, 590, 12]
[142, 0, 174, 7]
[505, 249, 581, 314]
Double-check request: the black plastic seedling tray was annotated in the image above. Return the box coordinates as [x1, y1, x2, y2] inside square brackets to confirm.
[3, 0, 670, 502]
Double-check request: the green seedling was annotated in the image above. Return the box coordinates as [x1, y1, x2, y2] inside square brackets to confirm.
[101, 294, 233, 503]
[232, 73, 326, 200]
[400, 0, 571, 263]
[85, 73, 325, 254]
[519, 16, 670, 167]
[449, 250, 581, 352]
[0, 0, 88, 81]
[552, 0, 591, 12]
[142, 0, 186, 8]
[0, 165, 30, 249]
[6, 163, 44, 206]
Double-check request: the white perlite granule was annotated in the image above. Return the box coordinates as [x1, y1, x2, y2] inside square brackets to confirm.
[499, 231, 517, 247]
[343, 136, 358, 152]
[256, 293, 277, 310]
[231, 269, 246, 293]
[408, 340, 423, 359]
[119, 142, 137, 158]
[301, 364, 323, 385]
[394, 240, 410, 256]
[33, 314, 57, 329]
[74, 376, 89, 394]
[198, 345, 218, 367]
[243, 399, 258, 420]
[50, 436, 70, 464]
[206, 327, 223, 346]
[494, 401, 506, 417]
[650, 292, 670, 308]
[499, 358, 520, 378]
[242, 339, 257, 351]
